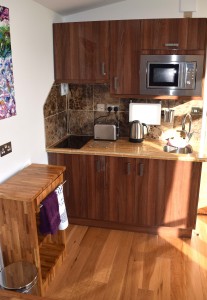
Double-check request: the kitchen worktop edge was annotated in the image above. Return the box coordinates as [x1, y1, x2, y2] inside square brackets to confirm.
[46, 138, 207, 162]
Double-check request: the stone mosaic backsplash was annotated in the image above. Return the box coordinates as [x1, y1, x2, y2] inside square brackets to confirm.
[44, 82, 203, 148]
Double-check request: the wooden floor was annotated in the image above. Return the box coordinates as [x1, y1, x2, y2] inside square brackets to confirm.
[45, 215, 207, 300]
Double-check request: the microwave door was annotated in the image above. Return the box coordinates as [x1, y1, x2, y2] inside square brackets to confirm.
[148, 63, 179, 88]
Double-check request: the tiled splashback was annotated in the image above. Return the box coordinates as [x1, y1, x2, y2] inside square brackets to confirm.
[44, 83, 203, 148]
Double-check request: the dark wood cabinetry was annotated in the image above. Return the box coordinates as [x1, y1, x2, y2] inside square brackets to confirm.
[53, 21, 109, 83]
[48, 154, 106, 220]
[146, 159, 202, 229]
[141, 18, 207, 52]
[110, 20, 141, 95]
[86, 155, 106, 220]
[186, 18, 207, 51]
[53, 18, 207, 98]
[48, 153, 202, 237]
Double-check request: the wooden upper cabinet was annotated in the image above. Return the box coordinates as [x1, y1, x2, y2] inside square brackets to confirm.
[53, 21, 109, 83]
[110, 20, 141, 95]
[187, 18, 207, 50]
[141, 18, 207, 52]
[141, 19, 188, 51]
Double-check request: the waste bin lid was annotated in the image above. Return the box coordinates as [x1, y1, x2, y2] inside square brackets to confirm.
[0, 261, 38, 290]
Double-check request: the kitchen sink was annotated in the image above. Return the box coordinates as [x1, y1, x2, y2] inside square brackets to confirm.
[163, 145, 193, 154]
[54, 135, 93, 149]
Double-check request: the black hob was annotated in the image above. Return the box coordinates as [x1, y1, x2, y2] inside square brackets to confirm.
[54, 135, 92, 149]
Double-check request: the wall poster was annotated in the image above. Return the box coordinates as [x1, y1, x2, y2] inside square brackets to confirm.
[0, 6, 16, 120]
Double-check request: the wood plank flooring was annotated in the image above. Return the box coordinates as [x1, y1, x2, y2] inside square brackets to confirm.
[45, 215, 207, 300]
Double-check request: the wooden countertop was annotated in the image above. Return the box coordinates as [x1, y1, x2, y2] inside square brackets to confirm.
[0, 289, 50, 300]
[47, 138, 207, 162]
[0, 163, 66, 202]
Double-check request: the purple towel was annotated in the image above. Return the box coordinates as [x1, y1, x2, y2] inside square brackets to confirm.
[39, 191, 61, 235]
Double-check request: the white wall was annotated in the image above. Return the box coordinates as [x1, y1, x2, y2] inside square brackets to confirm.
[0, 0, 62, 183]
[63, 0, 207, 22]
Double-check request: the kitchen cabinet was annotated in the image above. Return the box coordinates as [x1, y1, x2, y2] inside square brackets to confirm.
[113, 157, 141, 225]
[48, 154, 111, 221]
[53, 21, 109, 83]
[110, 20, 141, 95]
[52, 18, 207, 98]
[111, 157, 201, 229]
[143, 159, 202, 229]
[87, 156, 107, 220]
[48, 154, 138, 224]
[48, 153, 202, 237]
[0, 164, 66, 296]
[141, 18, 207, 52]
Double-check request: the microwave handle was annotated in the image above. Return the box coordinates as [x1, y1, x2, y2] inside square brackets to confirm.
[164, 43, 179, 48]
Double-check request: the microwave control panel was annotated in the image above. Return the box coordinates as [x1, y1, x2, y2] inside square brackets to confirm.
[185, 62, 196, 89]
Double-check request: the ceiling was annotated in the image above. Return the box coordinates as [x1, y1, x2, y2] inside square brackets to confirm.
[33, 0, 125, 16]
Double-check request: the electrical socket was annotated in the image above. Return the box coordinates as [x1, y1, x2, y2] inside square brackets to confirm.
[191, 107, 202, 115]
[0, 142, 12, 157]
[106, 104, 119, 112]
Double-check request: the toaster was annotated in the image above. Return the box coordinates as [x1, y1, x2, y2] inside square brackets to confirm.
[94, 124, 117, 141]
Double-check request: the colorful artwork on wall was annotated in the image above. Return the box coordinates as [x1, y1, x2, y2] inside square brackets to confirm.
[0, 6, 16, 120]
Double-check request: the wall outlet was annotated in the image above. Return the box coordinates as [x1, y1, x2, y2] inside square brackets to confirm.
[97, 104, 105, 111]
[106, 104, 119, 112]
[0, 142, 12, 157]
[191, 107, 202, 114]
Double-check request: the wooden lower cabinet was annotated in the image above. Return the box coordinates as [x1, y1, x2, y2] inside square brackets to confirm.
[48, 153, 202, 237]
[149, 159, 202, 229]
[48, 154, 107, 220]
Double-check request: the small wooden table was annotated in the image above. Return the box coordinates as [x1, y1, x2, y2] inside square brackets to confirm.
[0, 164, 66, 296]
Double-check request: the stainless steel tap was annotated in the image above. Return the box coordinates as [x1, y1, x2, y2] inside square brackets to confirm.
[177, 113, 193, 141]
[182, 113, 192, 134]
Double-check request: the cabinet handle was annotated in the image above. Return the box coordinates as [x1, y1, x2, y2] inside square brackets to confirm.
[127, 162, 131, 175]
[114, 77, 119, 91]
[101, 62, 106, 76]
[138, 163, 144, 176]
[164, 43, 179, 48]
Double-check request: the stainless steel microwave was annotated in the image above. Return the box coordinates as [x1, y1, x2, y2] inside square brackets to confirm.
[140, 54, 204, 96]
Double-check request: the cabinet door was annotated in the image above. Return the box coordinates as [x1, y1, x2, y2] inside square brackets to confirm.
[48, 153, 88, 218]
[141, 18, 207, 52]
[86, 155, 106, 220]
[104, 157, 137, 224]
[147, 159, 202, 229]
[110, 20, 141, 95]
[108, 157, 152, 227]
[53, 21, 109, 83]
[141, 19, 188, 51]
[134, 158, 156, 227]
[187, 18, 207, 50]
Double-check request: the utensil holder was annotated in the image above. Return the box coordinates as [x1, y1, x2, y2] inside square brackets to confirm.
[163, 109, 175, 123]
